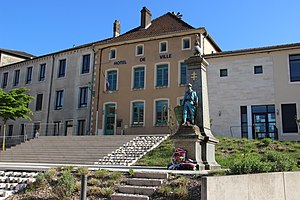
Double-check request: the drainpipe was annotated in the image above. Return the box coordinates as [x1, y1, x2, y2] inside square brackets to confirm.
[88, 45, 96, 135]
[95, 48, 103, 135]
[45, 55, 55, 136]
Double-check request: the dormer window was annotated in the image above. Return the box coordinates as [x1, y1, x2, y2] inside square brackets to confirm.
[159, 41, 168, 53]
[109, 48, 116, 60]
[136, 45, 144, 56]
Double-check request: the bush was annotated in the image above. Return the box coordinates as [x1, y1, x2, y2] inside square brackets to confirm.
[262, 152, 297, 172]
[88, 178, 100, 186]
[53, 171, 76, 198]
[99, 187, 114, 197]
[173, 186, 188, 199]
[94, 169, 109, 179]
[157, 185, 173, 197]
[77, 167, 89, 175]
[88, 186, 101, 196]
[229, 154, 272, 174]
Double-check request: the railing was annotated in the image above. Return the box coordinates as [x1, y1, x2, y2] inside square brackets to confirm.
[0, 134, 29, 150]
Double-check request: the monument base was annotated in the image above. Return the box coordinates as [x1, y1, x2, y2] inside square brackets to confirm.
[171, 125, 205, 171]
[171, 125, 221, 170]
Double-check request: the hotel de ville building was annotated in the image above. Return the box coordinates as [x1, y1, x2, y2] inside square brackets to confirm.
[0, 7, 300, 142]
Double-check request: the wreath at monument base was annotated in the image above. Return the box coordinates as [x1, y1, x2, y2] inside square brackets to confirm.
[167, 148, 199, 171]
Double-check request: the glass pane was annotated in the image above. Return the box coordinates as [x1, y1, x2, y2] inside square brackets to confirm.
[268, 113, 276, 122]
[268, 123, 276, 132]
[255, 114, 266, 123]
[252, 106, 266, 113]
[255, 123, 266, 132]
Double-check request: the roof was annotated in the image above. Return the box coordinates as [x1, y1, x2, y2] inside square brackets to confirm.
[0, 48, 35, 59]
[204, 42, 300, 58]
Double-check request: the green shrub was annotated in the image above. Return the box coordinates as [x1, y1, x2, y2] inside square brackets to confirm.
[110, 171, 123, 181]
[229, 154, 272, 174]
[171, 175, 189, 187]
[262, 152, 297, 172]
[35, 173, 48, 188]
[99, 187, 114, 197]
[88, 186, 101, 196]
[53, 171, 76, 198]
[88, 178, 99, 186]
[94, 169, 109, 179]
[173, 186, 188, 199]
[157, 185, 173, 197]
[77, 166, 89, 175]
[128, 169, 134, 177]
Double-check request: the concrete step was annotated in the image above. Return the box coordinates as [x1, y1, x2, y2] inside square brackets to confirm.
[111, 193, 149, 200]
[127, 178, 164, 186]
[118, 185, 156, 196]
[133, 172, 168, 179]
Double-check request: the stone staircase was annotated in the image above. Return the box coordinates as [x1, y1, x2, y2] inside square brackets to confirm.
[0, 135, 168, 165]
[0, 170, 38, 199]
[111, 172, 168, 200]
[0, 136, 137, 164]
[97, 135, 168, 166]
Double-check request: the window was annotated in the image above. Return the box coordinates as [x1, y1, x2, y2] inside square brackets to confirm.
[58, 59, 66, 78]
[109, 49, 116, 60]
[159, 41, 167, 53]
[2, 72, 8, 88]
[55, 90, 64, 110]
[133, 67, 145, 89]
[289, 54, 300, 82]
[182, 37, 191, 50]
[53, 121, 61, 136]
[20, 124, 25, 136]
[107, 70, 117, 91]
[78, 120, 86, 135]
[132, 102, 144, 126]
[220, 69, 228, 77]
[254, 65, 263, 74]
[8, 125, 13, 137]
[26, 67, 33, 84]
[156, 64, 168, 87]
[36, 93, 43, 111]
[39, 63, 46, 81]
[281, 104, 298, 133]
[180, 62, 187, 85]
[79, 87, 88, 108]
[81, 54, 90, 74]
[155, 100, 168, 125]
[13, 70, 20, 86]
[136, 45, 144, 56]
[240, 106, 248, 138]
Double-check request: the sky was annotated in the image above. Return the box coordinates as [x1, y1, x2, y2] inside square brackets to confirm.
[1, 0, 300, 56]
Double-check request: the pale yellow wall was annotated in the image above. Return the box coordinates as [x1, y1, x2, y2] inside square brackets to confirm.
[94, 32, 219, 135]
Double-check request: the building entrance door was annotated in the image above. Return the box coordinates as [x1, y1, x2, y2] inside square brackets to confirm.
[252, 105, 276, 139]
[104, 104, 116, 135]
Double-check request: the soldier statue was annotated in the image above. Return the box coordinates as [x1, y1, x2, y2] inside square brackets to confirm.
[182, 83, 198, 126]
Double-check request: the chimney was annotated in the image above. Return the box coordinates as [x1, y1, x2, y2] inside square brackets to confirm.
[140, 6, 152, 29]
[113, 20, 120, 37]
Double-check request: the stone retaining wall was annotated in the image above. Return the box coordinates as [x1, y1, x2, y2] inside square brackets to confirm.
[201, 171, 300, 200]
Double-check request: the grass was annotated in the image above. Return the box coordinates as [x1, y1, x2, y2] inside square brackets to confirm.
[135, 137, 300, 171]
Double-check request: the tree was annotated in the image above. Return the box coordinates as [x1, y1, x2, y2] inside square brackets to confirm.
[0, 88, 33, 151]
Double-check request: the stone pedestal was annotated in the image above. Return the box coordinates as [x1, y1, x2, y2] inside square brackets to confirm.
[171, 55, 221, 170]
[171, 125, 205, 170]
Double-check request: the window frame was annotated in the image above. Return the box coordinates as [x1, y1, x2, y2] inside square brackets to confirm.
[289, 54, 300, 82]
[106, 69, 118, 92]
[135, 44, 144, 56]
[77, 119, 86, 136]
[26, 66, 33, 84]
[13, 69, 20, 86]
[55, 90, 64, 110]
[58, 59, 67, 78]
[154, 99, 169, 126]
[179, 61, 188, 85]
[159, 41, 168, 53]
[254, 65, 263, 74]
[131, 100, 145, 127]
[132, 66, 145, 90]
[109, 48, 117, 60]
[2, 72, 8, 88]
[81, 54, 91, 74]
[36, 93, 43, 111]
[182, 37, 191, 50]
[39, 63, 46, 81]
[155, 63, 169, 88]
[79, 86, 89, 108]
[220, 69, 228, 77]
